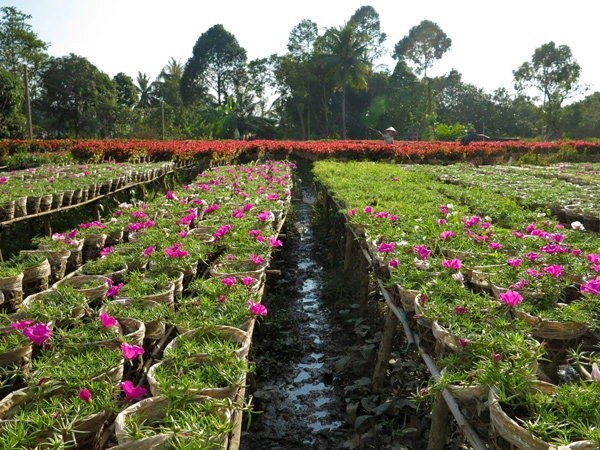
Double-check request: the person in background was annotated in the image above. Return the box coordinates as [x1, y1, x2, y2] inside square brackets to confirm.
[460, 127, 491, 145]
[378, 126, 396, 144]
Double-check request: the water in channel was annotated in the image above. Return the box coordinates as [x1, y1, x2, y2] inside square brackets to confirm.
[240, 177, 346, 449]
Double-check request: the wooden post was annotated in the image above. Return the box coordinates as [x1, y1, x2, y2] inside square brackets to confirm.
[372, 307, 399, 393]
[343, 228, 354, 273]
[44, 217, 52, 237]
[358, 255, 369, 317]
[92, 202, 101, 222]
[427, 391, 450, 450]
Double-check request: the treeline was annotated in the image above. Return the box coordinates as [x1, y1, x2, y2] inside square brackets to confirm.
[1, 6, 599, 142]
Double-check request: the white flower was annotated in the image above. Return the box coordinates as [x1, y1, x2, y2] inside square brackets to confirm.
[415, 218, 423, 223]
[537, 212, 546, 218]
[452, 273, 464, 283]
[414, 258, 429, 270]
[398, 240, 409, 247]
[571, 221, 585, 230]
[446, 204, 454, 209]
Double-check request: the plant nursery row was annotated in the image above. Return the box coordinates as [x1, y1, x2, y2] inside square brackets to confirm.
[313, 160, 600, 449]
[0, 159, 294, 449]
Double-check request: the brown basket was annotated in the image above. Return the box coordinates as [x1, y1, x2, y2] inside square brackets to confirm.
[71, 188, 82, 205]
[22, 249, 71, 284]
[65, 239, 84, 272]
[25, 195, 41, 215]
[13, 197, 27, 218]
[21, 258, 51, 298]
[164, 325, 250, 360]
[113, 394, 231, 449]
[0, 328, 32, 370]
[55, 275, 109, 304]
[0, 200, 15, 222]
[39, 194, 53, 212]
[104, 299, 166, 341]
[50, 192, 63, 210]
[82, 233, 107, 262]
[0, 273, 23, 311]
[117, 282, 175, 310]
[62, 190, 74, 206]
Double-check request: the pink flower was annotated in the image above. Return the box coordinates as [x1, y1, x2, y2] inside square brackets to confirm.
[121, 342, 144, 360]
[437, 219, 447, 225]
[165, 191, 176, 200]
[242, 277, 256, 286]
[525, 252, 541, 261]
[347, 209, 356, 216]
[512, 231, 525, 238]
[526, 268, 544, 278]
[440, 231, 455, 240]
[120, 380, 147, 399]
[99, 312, 118, 328]
[587, 254, 600, 263]
[143, 246, 155, 257]
[454, 306, 468, 315]
[100, 247, 114, 257]
[23, 323, 52, 345]
[377, 242, 395, 253]
[592, 363, 600, 384]
[458, 338, 469, 348]
[581, 277, 600, 295]
[78, 389, 92, 403]
[247, 301, 268, 316]
[164, 246, 188, 258]
[440, 205, 449, 214]
[106, 283, 124, 298]
[543, 265, 563, 277]
[269, 237, 283, 247]
[506, 258, 522, 267]
[258, 211, 271, 221]
[414, 245, 431, 260]
[249, 254, 264, 265]
[442, 258, 462, 270]
[221, 277, 237, 287]
[492, 354, 502, 362]
[364, 206, 373, 213]
[489, 242, 502, 250]
[591, 264, 600, 274]
[178, 231, 188, 238]
[218, 295, 227, 303]
[389, 259, 399, 268]
[499, 290, 523, 307]
[11, 319, 33, 330]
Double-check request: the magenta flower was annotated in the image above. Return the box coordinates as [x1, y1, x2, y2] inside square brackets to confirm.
[587, 254, 600, 263]
[492, 354, 502, 362]
[389, 259, 399, 268]
[364, 206, 373, 213]
[258, 211, 271, 221]
[442, 259, 462, 270]
[526, 268, 544, 279]
[509, 279, 529, 290]
[100, 247, 114, 257]
[377, 242, 395, 253]
[524, 252, 541, 261]
[221, 277, 237, 287]
[269, 237, 283, 247]
[414, 245, 431, 260]
[499, 290, 523, 307]
[23, 323, 52, 345]
[218, 295, 227, 303]
[164, 246, 188, 258]
[581, 277, 600, 295]
[78, 389, 92, 403]
[347, 209, 356, 216]
[248, 229, 262, 236]
[249, 254, 264, 265]
[106, 282, 124, 298]
[121, 342, 144, 360]
[437, 218, 447, 225]
[506, 258, 522, 267]
[512, 231, 525, 238]
[440, 231, 455, 240]
[591, 264, 600, 274]
[247, 301, 268, 316]
[243, 203, 254, 211]
[488, 242, 502, 250]
[454, 306, 468, 315]
[143, 246, 155, 257]
[242, 277, 256, 286]
[11, 319, 33, 330]
[458, 338, 469, 348]
[464, 216, 481, 228]
[178, 231, 188, 238]
[439, 205, 449, 214]
[99, 312, 118, 328]
[543, 265, 563, 277]
[120, 380, 147, 399]
[165, 191, 176, 200]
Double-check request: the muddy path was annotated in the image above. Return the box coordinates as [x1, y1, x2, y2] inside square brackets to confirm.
[240, 159, 470, 450]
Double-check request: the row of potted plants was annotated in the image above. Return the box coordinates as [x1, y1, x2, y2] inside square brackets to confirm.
[0, 159, 294, 448]
[313, 160, 600, 448]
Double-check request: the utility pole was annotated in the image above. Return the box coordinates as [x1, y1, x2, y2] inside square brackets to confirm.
[161, 101, 165, 140]
[24, 65, 33, 139]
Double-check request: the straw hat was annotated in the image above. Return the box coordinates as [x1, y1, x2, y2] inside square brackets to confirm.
[385, 127, 397, 133]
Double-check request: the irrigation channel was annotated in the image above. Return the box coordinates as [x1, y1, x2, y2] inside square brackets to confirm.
[239, 159, 467, 450]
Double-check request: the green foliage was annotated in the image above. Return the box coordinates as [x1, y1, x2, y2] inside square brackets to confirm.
[434, 122, 466, 141]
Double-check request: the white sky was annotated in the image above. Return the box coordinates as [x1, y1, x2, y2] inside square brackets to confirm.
[7, 0, 600, 103]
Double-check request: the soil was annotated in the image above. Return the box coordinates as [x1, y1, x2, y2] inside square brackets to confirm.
[239, 159, 473, 450]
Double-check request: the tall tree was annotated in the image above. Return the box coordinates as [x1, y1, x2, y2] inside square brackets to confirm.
[513, 41, 585, 138]
[0, 7, 48, 75]
[0, 68, 25, 138]
[181, 24, 246, 107]
[317, 21, 372, 139]
[36, 54, 119, 138]
[135, 72, 157, 109]
[156, 57, 184, 108]
[350, 5, 386, 61]
[113, 72, 138, 108]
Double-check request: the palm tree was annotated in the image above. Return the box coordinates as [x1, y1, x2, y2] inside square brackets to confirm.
[318, 22, 372, 139]
[156, 58, 183, 108]
[135, 72, 156, 109]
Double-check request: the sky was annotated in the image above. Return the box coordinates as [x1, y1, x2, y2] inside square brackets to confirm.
[7, 0, 600, 103]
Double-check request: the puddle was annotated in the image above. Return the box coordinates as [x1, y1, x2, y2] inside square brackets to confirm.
[241, 178, 347, 449]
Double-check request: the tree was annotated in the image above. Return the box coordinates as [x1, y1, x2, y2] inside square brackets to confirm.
[287, 19, 319, 59]
[36, 54, 119, 138]
[317, 21, 372, 139]
[181, 24, 247, 107]
[562, 92, 600, 139]
[350, 5, 386, 61]
[113, 72, 138, 108]
[393, 20, 451, 78]
[156, 57, 184, 108]
[513, 41, 586, 138]
[0, 68, 25, 138]
[135, 72, 157, 109]
[0, 7, 48, 75]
